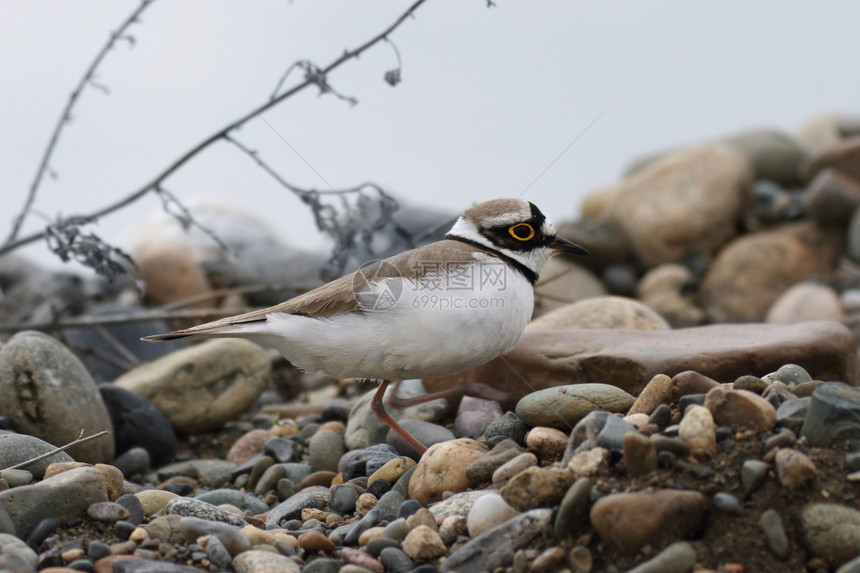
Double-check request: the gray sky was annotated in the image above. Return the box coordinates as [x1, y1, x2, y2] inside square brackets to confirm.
[3, 1, 859, 272]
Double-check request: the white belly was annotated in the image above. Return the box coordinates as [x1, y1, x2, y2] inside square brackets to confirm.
[243, 268, 534, 380]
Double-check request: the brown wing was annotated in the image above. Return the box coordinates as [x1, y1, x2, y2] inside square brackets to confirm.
[142, 240, 488, 341]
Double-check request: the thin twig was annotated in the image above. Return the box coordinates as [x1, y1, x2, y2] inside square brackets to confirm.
[5, 430, 112, 471]
[0, 0, 429, 258]
[4, 0, 157, 246]
[0, 308, 243, 334]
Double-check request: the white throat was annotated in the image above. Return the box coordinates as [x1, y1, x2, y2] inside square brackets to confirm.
[446, 216, 553, 275]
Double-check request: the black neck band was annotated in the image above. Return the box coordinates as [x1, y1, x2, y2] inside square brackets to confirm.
[444, 235, 539, 285]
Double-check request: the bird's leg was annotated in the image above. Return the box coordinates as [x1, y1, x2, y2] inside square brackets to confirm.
[371, 380, 428, 456]
[386, 378, 511, 409]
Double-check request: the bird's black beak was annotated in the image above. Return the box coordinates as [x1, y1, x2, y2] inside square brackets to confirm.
[549, 235, 589, 256]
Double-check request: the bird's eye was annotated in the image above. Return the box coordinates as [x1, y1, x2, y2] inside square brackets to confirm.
[508, 223, 535, 241]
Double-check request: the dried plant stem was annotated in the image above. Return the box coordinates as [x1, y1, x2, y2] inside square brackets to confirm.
[5, 430, 112, 471]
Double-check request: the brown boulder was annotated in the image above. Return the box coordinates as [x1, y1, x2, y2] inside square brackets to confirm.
[424, 321, 856, 409]
[698, 221, 842, 323]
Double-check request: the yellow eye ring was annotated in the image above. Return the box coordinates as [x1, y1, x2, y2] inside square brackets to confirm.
[509, 223, 535, 241]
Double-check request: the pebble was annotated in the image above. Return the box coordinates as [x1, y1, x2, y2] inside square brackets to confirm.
[114, 338, 270, 433]
[554, 476, 592, 538]
[713, 492, 743, 514]
[441, 508, 551, 573]
[308, 429, 345, 473]
[407, 439, 487, 505]
[164, 497, 246, 527]
[590, 489, 707, 554]
[481, 411, 528, 445]
[492, 452, 537, 488]
[524, 427, 567, 462]
[232, 549, 301, 573]
[112, 447, 151, 479]
[368, 457, 415, 488]
[179, 516, 251, 556]
[266, 487, 331, 529]
[98, 384, 178, 466]
[704, 386, 776, 432]
[402, 524, 447, 560]
[0, 434, 74, 480]
[567, 447, 610, 478]
[453, 396, 503, 439]
[775, 448, 818, 487]
[565, 411, 610, 458]
[515, 384, 635, 429]
[341, 546, 385, 572]
[499, 466, 575, 511]
[740, 459, 770, 498]
[227, 429, 273, 465]
[464, 440, 523, 485]
[628, 374, 674, 416]
[596, 415, 636, 451]
[299, 529, 335, 553]
[622, 431, 657, 477]
[625, 541, 697, 573]
[87, 501, 129, 523]
[776, 397, 811, 434]
[339, 444, 400, 482]
[379, 546, 414, 573]
[678, 405, 716, 457]
[387, 419, 455, 459]
[759, 508, 789, 559]
[0, 533, 38, 572]
[466, 492, 520, 537]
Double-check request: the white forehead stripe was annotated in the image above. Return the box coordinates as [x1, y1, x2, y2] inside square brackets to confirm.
[541, 221, 555, 236]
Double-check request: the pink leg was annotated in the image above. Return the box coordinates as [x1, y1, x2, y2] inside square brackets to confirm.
[386, 378, 510, 409]
[371, 380, 428, 456]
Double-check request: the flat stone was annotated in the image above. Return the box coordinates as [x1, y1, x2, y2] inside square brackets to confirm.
[266, 487, 330, 529]
[115, 339, 270, 432]
[623, 432, 657, 477]
[425, 321, 857, 405]
[515, 384, 635, 430]
[164, 497, 246, 527]
[464, 440, 524, 486]
[179, 516, 250, 556]
[590, 489, 707, 554]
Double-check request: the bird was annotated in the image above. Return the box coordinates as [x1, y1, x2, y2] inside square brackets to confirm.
[143, 198, 588, 455]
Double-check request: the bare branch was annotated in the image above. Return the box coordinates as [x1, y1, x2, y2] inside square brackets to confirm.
[0, 0, 430, 260]
[4, 0, 157, 246]
[5, 430, 112, 471]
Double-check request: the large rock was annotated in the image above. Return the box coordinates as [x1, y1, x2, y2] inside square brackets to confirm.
[698, 222, 842, 322]
[424, 321, 856, 408]
[115, 339, 270, 432]
[0, 434, 74, 479]
[609, 144, 753, 268]
[0, 466, 107, 539]
[801, 135, 860, 182]
[0, 331, 114, 463]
